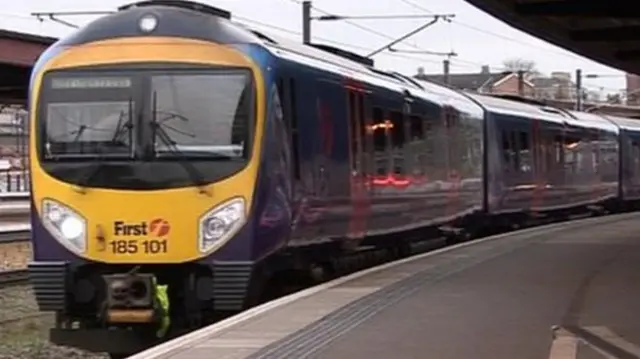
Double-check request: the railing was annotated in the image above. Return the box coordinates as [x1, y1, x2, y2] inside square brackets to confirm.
[0, 169, 29, 193]
[0, 167, 32, 284]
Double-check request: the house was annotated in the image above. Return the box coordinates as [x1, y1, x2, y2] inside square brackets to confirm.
[414, 65, 535, 96]
[626, 73, 640, 105]
[530, 71, 576, 101]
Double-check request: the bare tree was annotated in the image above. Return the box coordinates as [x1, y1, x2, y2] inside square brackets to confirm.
[502, 58, 539, 76]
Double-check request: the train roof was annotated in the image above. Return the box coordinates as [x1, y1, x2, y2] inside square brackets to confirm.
[600, 114, 640, 131]
[463, 92, 567, 125]
[564, 111, 619, 132]
[53, 1, 485, 115]
[238, 25, 488, 116]
[250, 31, 462, 108]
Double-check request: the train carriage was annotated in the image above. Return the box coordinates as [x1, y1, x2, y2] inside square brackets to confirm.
[26, 1, 486, 355]
[467, 93, 619, 218]
[563, 110, 619, 208]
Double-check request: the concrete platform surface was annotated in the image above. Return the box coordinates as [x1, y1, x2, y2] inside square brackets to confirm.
[130, 212, 640, 359]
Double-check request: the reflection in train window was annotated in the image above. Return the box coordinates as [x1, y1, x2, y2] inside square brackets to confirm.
[502, 129, 515, 172]
[519, 131, 531, 173]
[409, 115, 425, 176]
[632, 140, 640, 178]
[424, 119, 438, 178]
[389, 111, 404, 175]
[501, 128, 532, 174]
[372, 107, 388, 175]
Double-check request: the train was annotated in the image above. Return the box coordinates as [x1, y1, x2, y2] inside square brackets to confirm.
[25, 0, 640, 357]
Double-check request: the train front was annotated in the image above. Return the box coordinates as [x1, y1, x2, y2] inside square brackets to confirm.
[26, 2, 266, 353]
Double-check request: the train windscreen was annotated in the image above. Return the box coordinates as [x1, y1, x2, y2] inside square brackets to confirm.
[39, 69, 252, 161]
[35, 67, 255, 190]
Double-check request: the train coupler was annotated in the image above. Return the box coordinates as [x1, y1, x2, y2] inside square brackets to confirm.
[102, 272, 171, 337]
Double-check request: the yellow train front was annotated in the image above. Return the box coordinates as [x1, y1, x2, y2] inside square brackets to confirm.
[26, 1, 285, 354]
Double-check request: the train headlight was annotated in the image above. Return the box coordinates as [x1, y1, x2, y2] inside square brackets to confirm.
[198, 197, 246, 253]
[42, 199, 87, 254]
[139, 14, 158, 33]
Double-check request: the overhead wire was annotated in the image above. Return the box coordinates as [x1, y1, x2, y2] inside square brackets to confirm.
[234, 15, 455, 67]
[256, 0, 626, 98]
[280, 0, 508, 71]
[397, 0, 588, 61]
[281, 0, 465, 60]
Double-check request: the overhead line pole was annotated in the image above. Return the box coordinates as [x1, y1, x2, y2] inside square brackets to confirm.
[302, 1, 311, 44]
[365, 16, 450, 58]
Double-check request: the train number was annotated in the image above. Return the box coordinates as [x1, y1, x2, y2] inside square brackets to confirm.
[108, 239, 168, 255]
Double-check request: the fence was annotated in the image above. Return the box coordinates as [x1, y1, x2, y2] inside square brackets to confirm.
[0, 106, 28, 193]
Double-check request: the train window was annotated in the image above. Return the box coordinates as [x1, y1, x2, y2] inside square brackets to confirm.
[150, 73, 251, 159]
[409, 115, 424, 176]
[632, 140, 640, 177]
[502, 130, 514, 172]
[539, 131, 550, 173]
[423, 119, 436, 177]
[347, 91, 359, 173]
[444, 107, 464, 173]
[409, 115, 423, 141]
[564, 135, 580, 174]
[372, 107, 388, 175]
[356, 92, 372, 177]
[591, 130, 600, 174]
[277, 76, 301, 180]
[554, 135, 564, 166]
[519, 131, 531, 173]
[389, 111, 405, 148]
[389, 111, 405, 175]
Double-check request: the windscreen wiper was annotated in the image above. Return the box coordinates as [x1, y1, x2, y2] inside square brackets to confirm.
[151, 91, 211, 196]
[154, 110, 235, 160]
[74, 99, 135, 193]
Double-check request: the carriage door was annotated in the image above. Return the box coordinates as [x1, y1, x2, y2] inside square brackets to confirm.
[347, 85, 372, 244]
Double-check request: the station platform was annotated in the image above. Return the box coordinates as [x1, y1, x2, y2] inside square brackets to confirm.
[131, 212, 640, 359]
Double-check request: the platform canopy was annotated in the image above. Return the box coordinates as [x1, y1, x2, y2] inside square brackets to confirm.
[463, 0, 640, 75]
[0, 29, 56, 105]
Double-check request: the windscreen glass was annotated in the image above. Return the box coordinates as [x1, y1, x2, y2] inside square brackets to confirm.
[151, 72, 250, 160]
[41, 76, 135, 159]
[36, 67, 255, 190]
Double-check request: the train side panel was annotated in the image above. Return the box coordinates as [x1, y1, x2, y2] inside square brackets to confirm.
[621, 129, 640, 200]
[564, 112, 620, 207]
[469, 94, 619, 216]
[469, 94, 567, 214]
[265, 47, 488, 249]
[601, 115, 640, 202]
[411, 80, 485, 228]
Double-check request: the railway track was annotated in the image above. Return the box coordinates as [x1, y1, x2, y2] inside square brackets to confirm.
[0, 269, 28, 288]
[0, 228, 30, 244]
[0, 227, 32, 287]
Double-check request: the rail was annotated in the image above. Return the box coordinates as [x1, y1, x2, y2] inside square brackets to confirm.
[0, 228, 32, 287]
[0, 191, 31, 231]
[0, 191, 29, 200]
[0, 227, 31, 243]
[0, 269, 28, 288]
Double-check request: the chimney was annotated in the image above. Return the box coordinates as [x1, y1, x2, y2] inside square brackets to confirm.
[481, 65, 490, 74]
[417, 66, 425, 76]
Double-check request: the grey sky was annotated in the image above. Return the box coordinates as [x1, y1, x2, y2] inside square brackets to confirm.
[0, 0, 627, 96]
